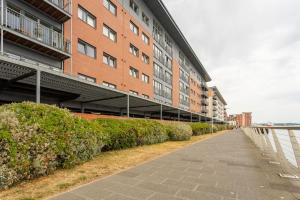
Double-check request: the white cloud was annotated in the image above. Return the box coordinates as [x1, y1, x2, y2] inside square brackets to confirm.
[163, 0, 300, 123]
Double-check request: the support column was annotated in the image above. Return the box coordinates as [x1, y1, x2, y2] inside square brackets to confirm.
[264, 129, 276, 157]
[211, 117, 214, 134]
[36, 70, 40, 103]
[1, 0, 3, 55]
[160, 104, 163, 120]
[288, 130, 300, 170]
[178, 109, 180, 121]
[127, 94, 130, 118]
[80, 103, 85, 113]
[190, 113, 192, 122]
[271, 129, 291, 173]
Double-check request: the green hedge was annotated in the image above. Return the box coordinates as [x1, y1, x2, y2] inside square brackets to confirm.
[0, 102, 230, 189]
[190, 122, 211, 135]
[162, 121, 193, 141]
[94, 119, 168, 150]
[0, 102, 105, 189]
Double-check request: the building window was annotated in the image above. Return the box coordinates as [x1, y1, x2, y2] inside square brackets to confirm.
[165, 55, 172, 69]
[142, 94, 149, 99]
[129, 0, 139, 14]
[78, 6, 96, 28]
[103, 0, 117, 15]
[78, 40, 96, 58]
[142, 12, 149, 26]
[130, 21, 139, 35]
[103, 24, 117, 42]
[142, 74, 149, 83]
[153, 20, 163, 44]
[142, 53, 149, 64]
[102, 81, 116, 89]
[129, 67, 139, 78]
[78, 73, 96, 83]
[129, 43, 139, 57]
[154, 62, 163, 79]
[142, 32, 149, 45]
[164, 86, 172, 100]
[165, 34, 173, 55]
[165, 71, 172, 85]
[103, 53, 117, 68]
[153, 80, 163, 96]
[153, 44, 163, 63]
[129, 90, 138, 95]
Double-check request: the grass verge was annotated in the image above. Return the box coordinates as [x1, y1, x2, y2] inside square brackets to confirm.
[0, 131, 226, 200]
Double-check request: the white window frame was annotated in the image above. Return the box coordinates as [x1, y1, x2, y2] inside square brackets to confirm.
[103, 24, 117, 42]
[78, 6, 96, 28]
[103, 0, 117, 15]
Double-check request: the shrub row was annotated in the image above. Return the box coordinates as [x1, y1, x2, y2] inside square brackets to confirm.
[0, 102, 106, 189]
[95, 119, 169, 151]
[0, 102, 229, 189]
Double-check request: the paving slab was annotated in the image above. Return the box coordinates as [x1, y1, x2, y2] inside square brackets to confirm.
[50, 130, 300, 200]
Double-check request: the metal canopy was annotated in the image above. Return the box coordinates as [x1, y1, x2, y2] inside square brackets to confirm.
[0, 54, 215, 122]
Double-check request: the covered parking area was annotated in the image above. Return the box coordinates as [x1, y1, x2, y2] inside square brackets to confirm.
[0, 53, 212, 122]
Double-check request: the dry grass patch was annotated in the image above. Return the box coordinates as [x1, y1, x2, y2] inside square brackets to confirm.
[0, 131, 227, 200]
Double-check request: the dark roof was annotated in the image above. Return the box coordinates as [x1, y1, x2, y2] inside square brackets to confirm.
[212, 86, 227, 105]
[143, 0, 212, 82]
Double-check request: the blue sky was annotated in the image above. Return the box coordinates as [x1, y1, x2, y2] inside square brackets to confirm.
[163, 0, 300, 123]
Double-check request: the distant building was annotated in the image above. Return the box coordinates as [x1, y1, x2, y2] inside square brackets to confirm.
[208, 86, 227, 122]
[230, 112, 252, 127]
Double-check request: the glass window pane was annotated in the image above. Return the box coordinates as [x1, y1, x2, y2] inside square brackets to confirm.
[103, 0, 109, 9]
[103, 26, 109, 36]
[103, 55, 108, 64]
[87, 16, 95, 27]
[78, 7, 83, 20]
[78, 42, 85, 54]
[86, 46, 95, 58]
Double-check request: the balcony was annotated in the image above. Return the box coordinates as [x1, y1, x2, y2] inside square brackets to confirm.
[179, 60, 190, 73]
[201, 82, 208, 91]
[154, 71, 164, 80]
[153, 53, 165, 65]
[24, 0, 72, 23]
[164, 76, 172, 85]
[213, 100, 217, 106]
[164, 44, 173, 57]
[180, 100, 190, 107]
[3, 7, 71, 60]
[180, 87, 190, 95]
[201, 91, 208, 98]
[201, 107, 208, 114]
[201, 99, 208, 106]
[180, 74, 189, 84]
[153, 33, 165, 48]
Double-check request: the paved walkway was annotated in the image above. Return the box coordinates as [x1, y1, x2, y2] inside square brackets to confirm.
[50, 130, 300, 200]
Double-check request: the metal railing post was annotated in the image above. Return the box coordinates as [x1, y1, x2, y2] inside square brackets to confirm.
[271, 129, 290, 173]
[288, 130, 300, 170]
[36, 70, 40, 103]
[263, 129, 277, 159]
[160, 104, 163, 120]
[127, 94, 130, 118]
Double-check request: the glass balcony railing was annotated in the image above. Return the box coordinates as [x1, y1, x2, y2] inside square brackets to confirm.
[5, 7, 71, 54]
[46, 0, 72, 14]
[180, 99, 190, 107]
[154, 71, 164, 80]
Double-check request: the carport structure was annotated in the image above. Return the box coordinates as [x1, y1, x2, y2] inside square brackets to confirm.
[0, 53, 212, 122]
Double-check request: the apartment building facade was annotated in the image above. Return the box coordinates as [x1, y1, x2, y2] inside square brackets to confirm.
[0, 0, 213, 121]
[208, 86, 227, 122]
